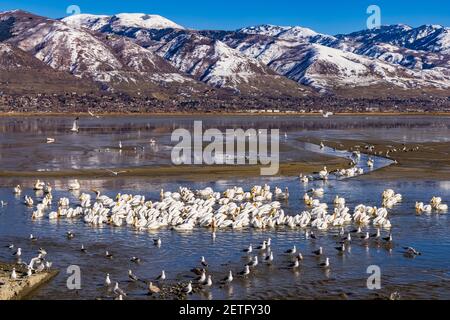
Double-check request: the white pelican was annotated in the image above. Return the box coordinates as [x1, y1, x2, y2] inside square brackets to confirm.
[33, 180, 45, 191]
[14, 185, 22, 194]
[319, 166, 328, 180]
[68, 180, 81, 191]
[299, 174, 309, 183]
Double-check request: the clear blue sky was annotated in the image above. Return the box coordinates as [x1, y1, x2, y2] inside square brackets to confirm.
[1, 0, 449, 34]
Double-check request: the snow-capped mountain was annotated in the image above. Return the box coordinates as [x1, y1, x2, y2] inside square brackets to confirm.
[239, 24, 338, 45]
[63, 13, 184, 31]
[62, 15, 311, 95]
[1, 9, 450, 99]
[0, 42, 93, 94]
[337, 24, 450, 54]
[0, 10, 206, 95]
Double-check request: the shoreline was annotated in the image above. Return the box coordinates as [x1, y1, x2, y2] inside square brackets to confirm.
[300, 137, 450, 180]
[0, 158, 349, 181]
[1, 111, 450, 117]
[0, 262, 59, 300]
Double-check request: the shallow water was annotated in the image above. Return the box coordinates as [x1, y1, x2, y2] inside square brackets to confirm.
[0, 115, 449, 300]
[0, 115, 449, 171]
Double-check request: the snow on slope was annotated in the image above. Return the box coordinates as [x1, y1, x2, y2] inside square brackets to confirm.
[63, 13, 184, 31]
[0, 10, 195, 93]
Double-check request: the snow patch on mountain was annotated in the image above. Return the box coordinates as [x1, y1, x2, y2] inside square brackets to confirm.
[63, 13, 184, 31]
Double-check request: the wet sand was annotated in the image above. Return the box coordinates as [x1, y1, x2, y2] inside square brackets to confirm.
[0, 158, 349, 181]
[0, 262, 58, 300]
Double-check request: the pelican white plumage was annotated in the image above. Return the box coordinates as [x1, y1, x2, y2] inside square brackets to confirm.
[33, 180, 45, 191]
[68, 180, 81, 191]
[14, 185, 22, 194]
[319, 166, 328, 180]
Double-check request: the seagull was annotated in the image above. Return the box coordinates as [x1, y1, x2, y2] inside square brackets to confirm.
[246, 256, 258, 268]
[361, 232, 370, 240]
[265, 251, 274, 263]
[13, 247, 22, 257]
[221, 271, 233, 284]
[243, 244, 253, 254]
[312, 247, 323, 256]
[335, 243, 346, 253]
[88, 109, 100, 118]
[239, 265, 250, 276]
[80, 244, 87, 253]
[11, 268, 17, 280]
[45, 261, 52, 270]
[130, 256, 141, 264]
[105, 274, 111, 286]
[46, 138, 55, 144]
[148, 282, 161, 295]
[297, 252, 304, 261]
[370, 229, 381, 239]
[66, 231, 75, 239]
[403, 247, 421, 256]
[200, 256, 208, 267]
[383, 233, 393, 242]
[285, 245, 297, 254]
[350, 226, 362, 234]
[256, 241, 267, 250]
[38, 248, 47, 256]
[30, 234, 37, 241]
[156, 270, 166, 281]
[113, 282, 127, 296]
[183, 281, 193, 294]
[70, 117, 79, 133]
[290, 257, 300, 269]
[6, 244, 14, 250]
[105, 251, 113, 259]
[128, 270, 138, 282]
[105, 169, 127, 176]
[196, 270, 206, 284]
[319, 257, 330, 268]
[343, 233, 352, 242]
[204, 275, 213, 287]
[310, 231, 317, 239]
[0, 200, 7, 206]
[153, 238, 162, 247]
[190, 268, 205, 276]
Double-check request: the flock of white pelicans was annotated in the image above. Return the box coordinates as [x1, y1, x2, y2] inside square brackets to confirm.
[13, 178, 447, 232]
[7, 177, 447, 298]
